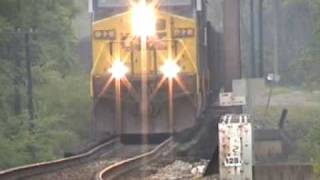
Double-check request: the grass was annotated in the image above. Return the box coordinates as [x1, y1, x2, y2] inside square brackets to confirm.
[253, 85, 320, 163]
[271, 86, 293, 95]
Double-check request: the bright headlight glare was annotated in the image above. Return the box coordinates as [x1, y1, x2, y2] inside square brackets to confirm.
[160, 60, 181, 78]
[109, 61, 128, 79]
[131, 1, 156, 37]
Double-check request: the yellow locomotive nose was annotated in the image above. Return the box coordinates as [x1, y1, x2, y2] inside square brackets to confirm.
[91, 0, 200, 138]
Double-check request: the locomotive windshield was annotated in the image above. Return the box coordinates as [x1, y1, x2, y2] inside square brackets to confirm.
[94, 0, 194, 20]
[97, 0, 192, 8]
[97, 0, 129, 7]
[160, 0, 192, 6]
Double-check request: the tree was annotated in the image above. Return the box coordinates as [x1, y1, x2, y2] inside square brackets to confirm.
[0, 0, 91, 169]
[282, 0, 320, 89]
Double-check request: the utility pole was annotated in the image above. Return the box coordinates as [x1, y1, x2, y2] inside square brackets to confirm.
[250, 0, 256, 78]
[24, 29, 34, 128]
[223, 0, 241, 92]
[88, 0, 98, 140]
[13, 35, 22, 115]
[258, 0, 264, 78]
[273, 0, 280, 81]
[0, 29, 35, 124]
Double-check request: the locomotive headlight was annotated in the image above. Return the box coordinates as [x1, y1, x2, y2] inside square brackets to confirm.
[160, 60, 181, 78]
[109, 61, 129, 79]
[131, 1, 156, 37]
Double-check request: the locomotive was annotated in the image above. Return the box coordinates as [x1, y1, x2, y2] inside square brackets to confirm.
[90, 0, 214, 141]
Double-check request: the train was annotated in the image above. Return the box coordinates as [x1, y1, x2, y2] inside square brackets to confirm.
[90, 0, 224, 142]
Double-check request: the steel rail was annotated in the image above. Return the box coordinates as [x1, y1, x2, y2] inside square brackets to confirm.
[96, 137, 173, 180]
[0, 138, 119, 180]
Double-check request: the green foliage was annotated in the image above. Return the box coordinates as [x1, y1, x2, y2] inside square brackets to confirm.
[0, 0, 91, 170]
[255, 90, 320, 177]
[282, 0, 320, 89]
[255, 99, 320, 162]
[34, 69, 91, 140]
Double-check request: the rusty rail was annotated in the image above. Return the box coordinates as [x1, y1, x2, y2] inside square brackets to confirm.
[96, 137, 174, 180]
[0, 138, 118, 180]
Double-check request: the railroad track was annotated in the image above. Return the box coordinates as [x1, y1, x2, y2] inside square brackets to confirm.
[96, 137, 174, 180]
[0, 137, 174, 180]
[0, 138, 118, 180]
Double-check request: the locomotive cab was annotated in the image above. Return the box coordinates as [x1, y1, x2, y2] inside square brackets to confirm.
[90, 0, 209, 141]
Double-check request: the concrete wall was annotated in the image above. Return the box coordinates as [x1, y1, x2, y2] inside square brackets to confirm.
[254, 164, 313, 180]
[255, 140, 282, 161]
